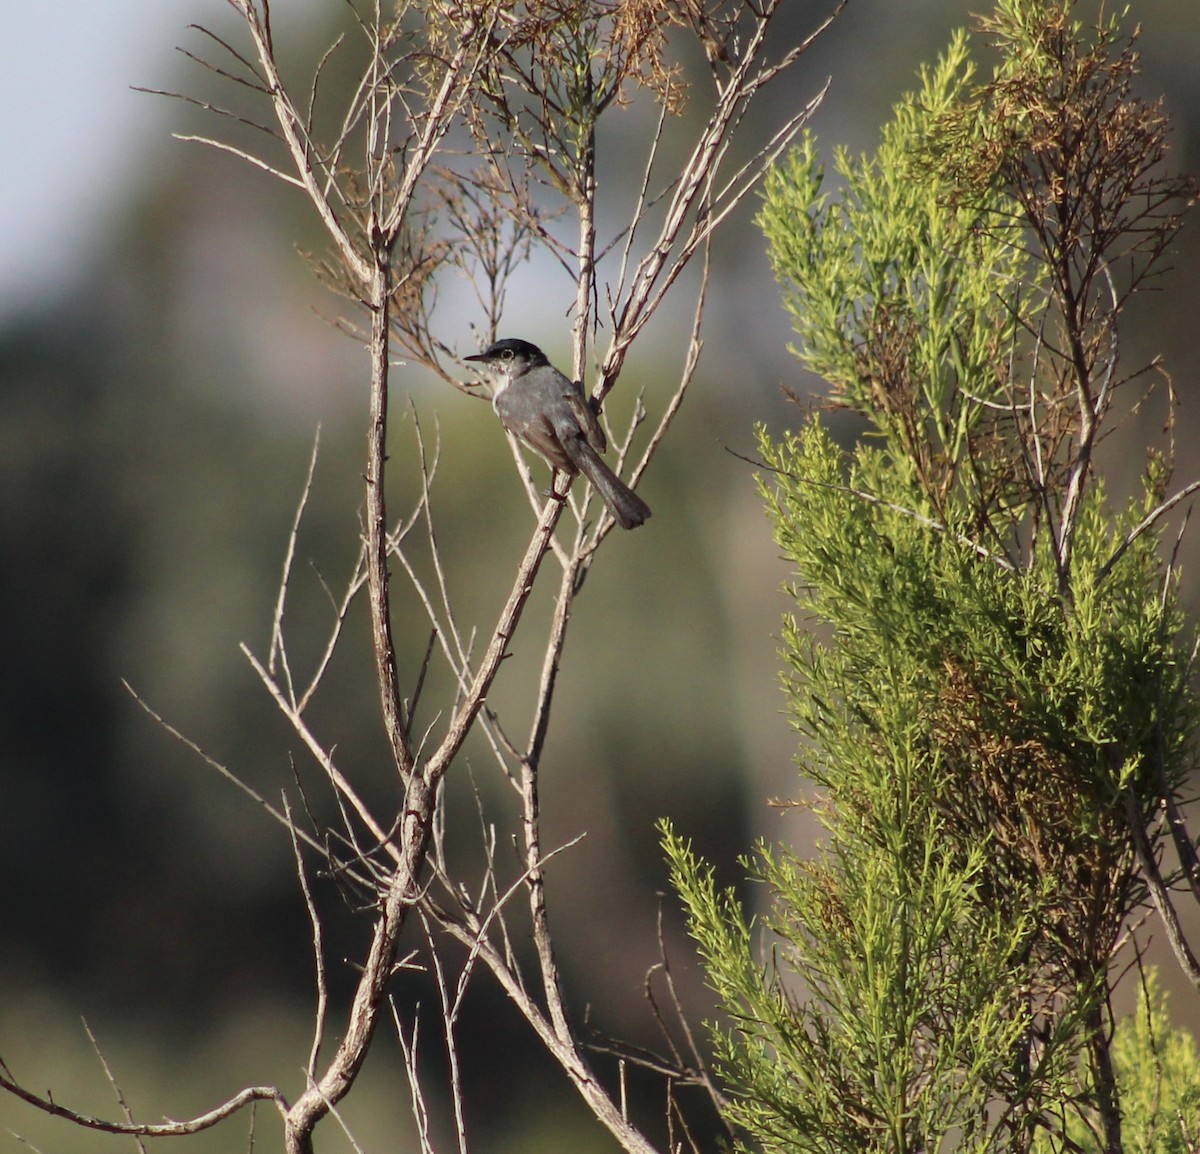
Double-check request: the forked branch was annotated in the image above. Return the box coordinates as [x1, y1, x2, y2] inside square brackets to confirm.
[3, 4, 846, 1153]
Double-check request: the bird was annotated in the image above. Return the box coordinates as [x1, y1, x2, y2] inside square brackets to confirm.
[465, 338, 652, 530]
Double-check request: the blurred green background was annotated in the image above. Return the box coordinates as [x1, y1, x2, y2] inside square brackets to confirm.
[1, 2, 1199, 1151]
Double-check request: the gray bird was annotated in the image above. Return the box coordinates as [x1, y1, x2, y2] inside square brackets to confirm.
[465, 338, 652, 530]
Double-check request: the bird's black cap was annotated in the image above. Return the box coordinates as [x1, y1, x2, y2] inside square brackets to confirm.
[464, 337, 548, 364]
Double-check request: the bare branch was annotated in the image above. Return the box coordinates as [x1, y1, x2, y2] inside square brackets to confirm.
[241, 642, 395, 853]
[424, 493, 566, 782]
[425, 902, 661, 1154]
[170, 133, 306, 187]
[364, 258, 416, 778]
[0, 1062, 285, 1139]
[123, 681, 326, 854]
[284, 794, 330, 1082]
[1095, 479, 1200, 586]
[224, 0, 371, 283]
[81, 1020, 149, 1154]
[269, 426, 323, 703]
[26, 6, 853, 1154]
[1123, 786, 1200, 992]
[391, 999, 436, 1154]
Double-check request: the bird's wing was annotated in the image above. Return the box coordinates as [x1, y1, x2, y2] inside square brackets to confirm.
[565, 384, 607, 455]
[526, 411, 578, 474]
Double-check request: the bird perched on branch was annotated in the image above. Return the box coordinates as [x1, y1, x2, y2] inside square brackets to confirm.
[465, 338, 652, 530]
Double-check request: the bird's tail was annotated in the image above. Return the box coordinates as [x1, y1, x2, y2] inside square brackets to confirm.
[570, 441, 652, 530]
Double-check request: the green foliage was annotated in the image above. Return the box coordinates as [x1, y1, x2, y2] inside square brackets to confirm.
[1110, 972, 1200, 1154]
[674, 415, 1191, 1153]
[669, 2, 1198, 1152]
[760, 418, 1191, 969]
[761, 36, 997, 419]
[759, 32, 1038, 519]
[664, 809, 1046, 1154]
[1032, 970, 1200, 1154]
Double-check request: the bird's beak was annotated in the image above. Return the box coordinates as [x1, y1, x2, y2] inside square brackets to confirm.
[464, 353, 487, 363]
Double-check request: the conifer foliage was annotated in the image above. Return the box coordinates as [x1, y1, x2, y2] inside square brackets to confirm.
[667, 5, 1200, 1152]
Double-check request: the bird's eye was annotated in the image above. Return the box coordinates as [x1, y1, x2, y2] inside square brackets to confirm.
[501, 349, 513, 360]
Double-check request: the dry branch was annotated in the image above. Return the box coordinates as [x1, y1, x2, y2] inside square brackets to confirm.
[3, 3, 844, 1152]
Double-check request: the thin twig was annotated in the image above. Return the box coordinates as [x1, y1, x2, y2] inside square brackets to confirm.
[240, 644, 395, 853]
[1123, 784, 1200, 991]
[81, 1020, 149, 1154]
[269, 426, 323, 701]
[284, 794, 330, 1082]
[1095, 478, 1200, 586]
[122, 681, 326, 854]
[0, 1063, 285, 1138]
